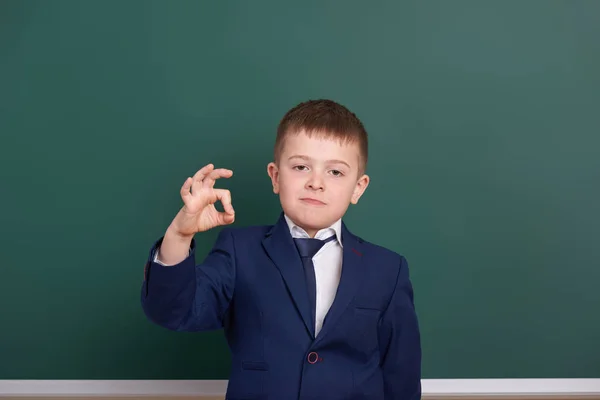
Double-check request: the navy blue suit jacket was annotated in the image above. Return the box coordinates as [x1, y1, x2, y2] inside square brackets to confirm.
[141, 213, 421, 400]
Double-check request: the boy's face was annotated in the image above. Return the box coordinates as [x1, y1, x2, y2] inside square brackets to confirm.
[267, 130, 369, 237]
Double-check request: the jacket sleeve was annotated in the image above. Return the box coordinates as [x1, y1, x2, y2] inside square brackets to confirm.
[140, 228, 236, 332]
[378, 255, 422, 400]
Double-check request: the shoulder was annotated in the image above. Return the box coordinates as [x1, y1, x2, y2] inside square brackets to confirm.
[348, 230, 411, 281]
[207, 224, 273, 256]
[351, 231, 406, 265]
[217, 223, 273, 241]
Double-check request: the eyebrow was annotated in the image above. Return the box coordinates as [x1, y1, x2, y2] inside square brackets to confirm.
[288, 155, 351, 169]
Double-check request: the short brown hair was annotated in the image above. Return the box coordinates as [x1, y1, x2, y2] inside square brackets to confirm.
[274, 99, 368, 174]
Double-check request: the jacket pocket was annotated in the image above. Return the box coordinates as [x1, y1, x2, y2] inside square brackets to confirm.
[352, 306, 381, 354]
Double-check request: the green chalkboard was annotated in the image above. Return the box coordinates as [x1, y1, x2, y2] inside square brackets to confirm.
[1, 0, 599, 379]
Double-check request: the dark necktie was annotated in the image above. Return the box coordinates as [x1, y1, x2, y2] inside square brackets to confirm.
[293, 234, 337, 336]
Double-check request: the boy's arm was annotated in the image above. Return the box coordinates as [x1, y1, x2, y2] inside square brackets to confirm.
[140, 227, 235, 332]
[378, 256, 422, 400]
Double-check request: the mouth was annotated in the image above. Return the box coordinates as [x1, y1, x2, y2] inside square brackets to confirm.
[300, 198, 326, 206]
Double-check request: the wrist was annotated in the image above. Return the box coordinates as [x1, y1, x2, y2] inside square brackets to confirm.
[165, 224, 194, 243]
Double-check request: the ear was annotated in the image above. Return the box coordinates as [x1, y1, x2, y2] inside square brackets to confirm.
[267, 162, 280, 194]
[350, 173, 369, 204]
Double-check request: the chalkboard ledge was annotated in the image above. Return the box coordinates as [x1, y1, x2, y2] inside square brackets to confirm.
[0, 379, 599, 398]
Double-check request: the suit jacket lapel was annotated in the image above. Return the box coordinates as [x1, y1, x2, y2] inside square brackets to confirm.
[262, 213, 315, 338]
[315, 222, 364, 344]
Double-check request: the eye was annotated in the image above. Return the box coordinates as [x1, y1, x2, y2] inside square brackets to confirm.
[293, 165, 309, 171]
[330, 169, 344, 177]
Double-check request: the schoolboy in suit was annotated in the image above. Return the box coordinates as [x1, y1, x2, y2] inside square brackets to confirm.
[141, 99, 421, 399]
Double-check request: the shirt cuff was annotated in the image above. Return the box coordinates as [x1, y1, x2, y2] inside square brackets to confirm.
[153, 247, 192, 266]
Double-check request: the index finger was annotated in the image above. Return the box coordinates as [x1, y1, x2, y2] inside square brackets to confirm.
[203, 168, 233, 188]
[192, 164, 215, 183]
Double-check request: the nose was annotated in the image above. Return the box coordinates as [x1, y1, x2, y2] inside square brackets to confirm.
[306, 171, 324, 191]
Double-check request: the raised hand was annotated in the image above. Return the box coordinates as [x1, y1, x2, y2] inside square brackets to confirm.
[171, 164, 235, 238]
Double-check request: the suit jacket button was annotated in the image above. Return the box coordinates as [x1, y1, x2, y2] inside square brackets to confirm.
[307, 352, 319, 364]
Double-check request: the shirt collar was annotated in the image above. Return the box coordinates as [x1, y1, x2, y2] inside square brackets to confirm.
[284, 214, 343, 247]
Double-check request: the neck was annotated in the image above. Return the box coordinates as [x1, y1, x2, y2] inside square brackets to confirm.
[304, 229, 318, 238]
[284, 215, 322, 238]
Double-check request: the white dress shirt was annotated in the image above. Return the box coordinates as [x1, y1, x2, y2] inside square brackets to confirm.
[284, 214, 343, 337]
[154, 214, 344, 337]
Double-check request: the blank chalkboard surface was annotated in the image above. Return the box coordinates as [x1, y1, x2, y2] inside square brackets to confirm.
[1, 0, 599, 379]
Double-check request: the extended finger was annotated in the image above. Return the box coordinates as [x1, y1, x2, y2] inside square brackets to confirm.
[192, 164, 214, 184]
[202, 168, 233, 188]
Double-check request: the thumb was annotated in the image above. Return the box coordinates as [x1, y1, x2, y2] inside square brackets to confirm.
[217, 211, 235, 226]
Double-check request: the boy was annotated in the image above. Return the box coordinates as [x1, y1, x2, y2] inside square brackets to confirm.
[141, 99, 421, 399]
